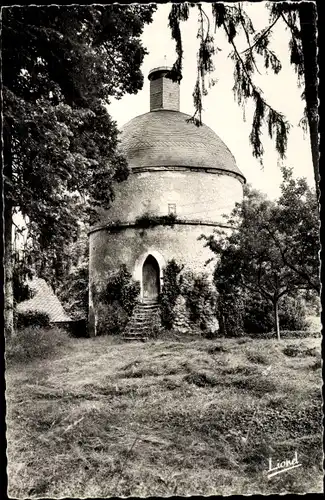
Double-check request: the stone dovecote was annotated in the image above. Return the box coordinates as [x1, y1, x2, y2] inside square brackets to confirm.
[88, 66, 246, 336]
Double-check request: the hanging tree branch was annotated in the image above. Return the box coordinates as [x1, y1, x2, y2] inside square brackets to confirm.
[241, 13, 281, 55]
[187, 3, 215, 126]
[220, 11, 290, 160]
[168, 3, 190, 80]
[238, 3, 261, 75]
[168, 2, 291, 165]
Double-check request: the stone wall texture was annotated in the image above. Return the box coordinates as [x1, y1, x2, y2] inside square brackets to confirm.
[150, 77, 163, 111]
[90, 223, 218, 286]
[96, 170, 243, 225]
[150, 75, 180, 111]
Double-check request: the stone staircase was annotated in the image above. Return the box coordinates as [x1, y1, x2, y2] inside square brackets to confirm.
[123, 300, 160, 341]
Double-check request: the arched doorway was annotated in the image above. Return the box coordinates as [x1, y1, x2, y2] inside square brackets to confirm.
[142, 255, 160, 301]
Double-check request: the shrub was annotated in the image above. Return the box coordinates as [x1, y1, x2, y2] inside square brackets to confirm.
[243, 294, 274, 333]
[94, 265, 140, 335]
[68, 319, 88, 338]
[244, 294, 309, 334]
[98, 264, 140, 315]
[281, 329, 320, 338]
[96, 301, 129, 336]
[279, 295, 309, 331]
[16, 310, 50, 330]
[181, 271, 218, 334]
[135, 212, 177, 228]
[6, 326, 70, 364]
[160, 259, 183, 329]
[216, 289, 245, 337]
[161, 263, 219, 335]
[248, 329, 320, 340]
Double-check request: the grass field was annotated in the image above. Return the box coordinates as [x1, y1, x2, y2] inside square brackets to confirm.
[6, 333, 323, 497]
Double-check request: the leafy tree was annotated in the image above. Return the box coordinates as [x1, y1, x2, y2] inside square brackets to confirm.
[168, 2, 319, 201]
[56, 230, 89, 321]
[270, 166, 320, 293]
[204, 177, 319, 340]
[12, 258, 34, 305]
[3, 5, 156, 336]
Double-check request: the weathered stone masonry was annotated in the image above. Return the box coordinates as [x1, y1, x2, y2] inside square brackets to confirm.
[89, 66, 246, 335]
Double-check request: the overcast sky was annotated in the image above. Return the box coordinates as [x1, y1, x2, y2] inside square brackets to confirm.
[108, 2, 315, 200]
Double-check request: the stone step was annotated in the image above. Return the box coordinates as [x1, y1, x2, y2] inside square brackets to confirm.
[131, 321, 154, 327]
[133, 313, 158, 319]
[127, 327, 148, 333]
[134, 312, 158, 317]
[137, 304, 159, 310]
[122, 302, 161, 342]
[135, 306, 159, 310]
[132, 310, 159, 317]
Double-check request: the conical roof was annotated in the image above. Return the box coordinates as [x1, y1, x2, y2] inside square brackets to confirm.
[120, 110, 245, 180]
[16, 278, 71, 323]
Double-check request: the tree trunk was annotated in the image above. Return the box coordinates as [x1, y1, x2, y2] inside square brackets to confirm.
[219, 313, 226, 336]
[273, 299, 280, 341]
[4, 118, 14, 338]
[299, 3, 319, 204]
[4, 202, 14, 338]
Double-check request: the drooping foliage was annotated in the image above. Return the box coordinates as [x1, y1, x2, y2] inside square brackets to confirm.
[168, 2, 319, 198]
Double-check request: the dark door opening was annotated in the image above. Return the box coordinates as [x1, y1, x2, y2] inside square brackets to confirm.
[142, 255, 160, 301]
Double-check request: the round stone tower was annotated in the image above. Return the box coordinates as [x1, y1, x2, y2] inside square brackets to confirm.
[89, 67, 245, 335]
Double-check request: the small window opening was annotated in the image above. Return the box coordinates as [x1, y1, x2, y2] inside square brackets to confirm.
[168, 203, 176, 215]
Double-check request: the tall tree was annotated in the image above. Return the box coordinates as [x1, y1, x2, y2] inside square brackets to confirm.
[203, 178, 319, 340]
[3, 5, 156, 336]
[268, 166, 320, 293]
[168, 1, 319, 201]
